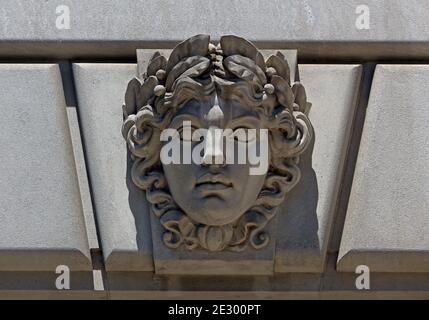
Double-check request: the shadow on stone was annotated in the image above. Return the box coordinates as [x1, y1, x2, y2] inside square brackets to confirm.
[275, 131, 320, 270]
[126, 150, 153, 252]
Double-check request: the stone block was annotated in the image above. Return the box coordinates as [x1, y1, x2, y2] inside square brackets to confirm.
[337, 65, 429, 272]
[0, 64, 91, 271]
[73, 63, 154, 271]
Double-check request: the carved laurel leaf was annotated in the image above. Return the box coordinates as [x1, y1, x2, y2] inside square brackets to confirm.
[165, 56, 211, 90]
[147, 54, 167, 78]
[292, 82, 311, 115]
[124, 77, 142, 117]
[220, 35, 266, 72]
[223, 55, 267, 85]
[270, 75, 294, 111]
[266, 54, 290, 85]
[137, 75, 158, 112]
[166, 34, 210, 74]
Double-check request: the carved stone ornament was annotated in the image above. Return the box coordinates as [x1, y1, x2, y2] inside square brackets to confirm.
[122, 34, 313, 252]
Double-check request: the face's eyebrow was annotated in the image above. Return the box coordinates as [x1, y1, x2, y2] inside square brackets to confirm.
[169, 114, 206, 129]
[227, 115, 261, 129]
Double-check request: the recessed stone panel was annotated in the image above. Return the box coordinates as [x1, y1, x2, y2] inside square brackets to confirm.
[73, 63, 154, 271]
[337, 65, 429, 272]
[0, 64, 91, 271]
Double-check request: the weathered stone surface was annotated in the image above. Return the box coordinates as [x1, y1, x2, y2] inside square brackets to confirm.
[0, 64, 91, 271]
[3, 0, 426, 41]
[337, 65, 429, 272]
[275, 65, 363, 272]
[73, 63, 154, 271]
[1, 1, 429, 60]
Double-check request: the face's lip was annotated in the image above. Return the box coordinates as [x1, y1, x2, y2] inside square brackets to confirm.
[194, 174, 233, 197]
[195, 173, 233, 188]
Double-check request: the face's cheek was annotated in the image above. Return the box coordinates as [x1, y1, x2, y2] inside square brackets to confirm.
[225, 137, 267, 199]
[227, 163, 266, 208]
[162, 163, 198, 198]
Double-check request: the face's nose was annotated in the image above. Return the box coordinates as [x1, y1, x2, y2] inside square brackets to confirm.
[202, 126, 225, 166]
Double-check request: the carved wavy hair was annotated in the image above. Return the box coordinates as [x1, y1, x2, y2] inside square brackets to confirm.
[122, 35, 313, 252]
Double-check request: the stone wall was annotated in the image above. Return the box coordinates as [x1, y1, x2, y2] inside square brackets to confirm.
[0, 0, 427, 299]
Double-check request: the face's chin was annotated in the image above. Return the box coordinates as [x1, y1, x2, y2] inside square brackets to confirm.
[185, 190, 246, 226]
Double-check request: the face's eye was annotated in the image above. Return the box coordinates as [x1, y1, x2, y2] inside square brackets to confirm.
[229, 127, 257, 143]
[177, 125, 199, 141]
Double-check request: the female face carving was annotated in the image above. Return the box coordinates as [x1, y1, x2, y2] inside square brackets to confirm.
[162, 96, 267, 226]
[123, 34, 313, 251]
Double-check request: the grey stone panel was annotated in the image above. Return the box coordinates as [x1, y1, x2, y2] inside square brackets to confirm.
[73, 63, 154, 271]
[0, 64, 91, 271]
[275, 65, 363, 272]
[2, 0, 426, 41]
[337, 65, 429, 273]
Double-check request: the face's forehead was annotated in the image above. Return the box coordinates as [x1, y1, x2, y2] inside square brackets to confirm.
[175, 94, 256, 128]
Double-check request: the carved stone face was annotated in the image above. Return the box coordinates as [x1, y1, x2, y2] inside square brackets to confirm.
[123, 34, 313, 251]
[162, 96, 267, 226]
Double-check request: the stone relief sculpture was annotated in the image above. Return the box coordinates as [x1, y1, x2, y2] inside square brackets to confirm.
[122, 34, 313, 252]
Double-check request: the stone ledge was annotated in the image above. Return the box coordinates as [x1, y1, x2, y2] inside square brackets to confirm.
[0, 0, 429, 60]
[337, 250, 429, 273]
